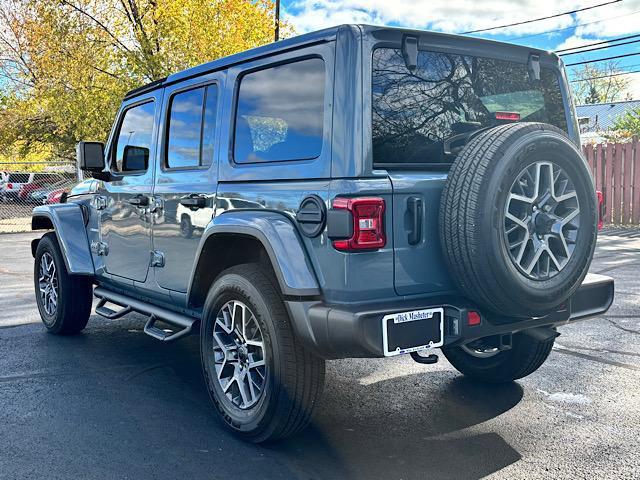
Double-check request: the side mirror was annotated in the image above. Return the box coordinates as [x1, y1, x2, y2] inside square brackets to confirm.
[76, 141, 105, 172]
[76, 141, 122, 182]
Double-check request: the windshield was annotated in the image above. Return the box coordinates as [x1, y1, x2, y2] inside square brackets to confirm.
[372, 48, 568, 166]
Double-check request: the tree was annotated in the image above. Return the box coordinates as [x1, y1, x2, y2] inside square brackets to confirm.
[609, 107, 640, 140]
[584, 85, 601, 104]
[0, 0, 287, 161]
[570, 61, 631, 105]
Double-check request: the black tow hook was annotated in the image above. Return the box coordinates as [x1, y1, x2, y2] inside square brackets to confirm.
[410, 351, 439, 364]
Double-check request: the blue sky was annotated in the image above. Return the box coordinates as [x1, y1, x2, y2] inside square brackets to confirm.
[282, 0, 640, 99]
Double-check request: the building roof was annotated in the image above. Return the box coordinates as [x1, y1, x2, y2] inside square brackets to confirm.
[576, 100, 640, 132]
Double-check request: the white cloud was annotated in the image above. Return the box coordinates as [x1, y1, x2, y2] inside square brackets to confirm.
[626, 75, 640, 100]
[285, 0, 640, 38]
[574, 0, 640, 37]
[554, 35, 607, 52]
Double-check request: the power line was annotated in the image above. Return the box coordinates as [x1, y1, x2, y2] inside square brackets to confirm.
[566, 52, 640, 66]
[557, 33, 640, 52]
[462, 0, 622, 34]
[560, 38, 640, 56]
[510, 9, 640, 41]
[570, 69, 640, 82]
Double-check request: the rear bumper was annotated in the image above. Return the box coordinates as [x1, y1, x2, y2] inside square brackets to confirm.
[286, 273, 615, 359]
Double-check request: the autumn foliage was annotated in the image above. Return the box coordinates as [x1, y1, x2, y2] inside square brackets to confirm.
[0, 0, 286, 161]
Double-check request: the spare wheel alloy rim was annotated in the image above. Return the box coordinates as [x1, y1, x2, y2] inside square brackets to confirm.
[212, 300, 267, 410]
[503, 161, 580, 281]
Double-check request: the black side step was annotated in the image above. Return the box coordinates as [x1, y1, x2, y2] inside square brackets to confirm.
[94, 287, 197, 342]
[95, 297, 132, 320]
[144, 314, 193, 342]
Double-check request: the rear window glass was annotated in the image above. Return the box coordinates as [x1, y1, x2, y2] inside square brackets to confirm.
[372, 48, 567, 166]
[234, 58, 325, 164]
[7, 173, 30, 183]
[33, 174, 61, 183]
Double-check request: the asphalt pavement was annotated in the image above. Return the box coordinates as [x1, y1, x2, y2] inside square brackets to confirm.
[1, 230, 639, 479]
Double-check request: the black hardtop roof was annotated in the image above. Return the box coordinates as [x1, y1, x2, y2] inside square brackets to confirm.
[124, 24, 556, 100]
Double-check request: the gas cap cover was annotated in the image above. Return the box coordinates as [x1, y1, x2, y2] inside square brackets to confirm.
[296, 195, 326, 238]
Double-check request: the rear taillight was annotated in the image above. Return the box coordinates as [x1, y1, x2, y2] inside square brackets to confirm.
[495, 111, 521, 121]
[596, 190, 604, 230]
[332, 197, 386, 251]
[7, 183, 12, 189]
[467, 311, 481, 326]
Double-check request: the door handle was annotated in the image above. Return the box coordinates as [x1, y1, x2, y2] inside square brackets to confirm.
[180, 195, 207, 209]
[128, 195, 149, 207]
[407, 196, 423, 245]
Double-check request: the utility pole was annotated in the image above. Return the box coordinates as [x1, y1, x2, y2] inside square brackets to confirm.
[274, 0, 280, 42]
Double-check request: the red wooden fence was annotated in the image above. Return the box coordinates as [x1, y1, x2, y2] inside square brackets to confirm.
[583, 138, 639, 226]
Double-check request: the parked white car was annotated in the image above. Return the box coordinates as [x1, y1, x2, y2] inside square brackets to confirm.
[177, 196, 262, 238]
[2, 172, 64, 201]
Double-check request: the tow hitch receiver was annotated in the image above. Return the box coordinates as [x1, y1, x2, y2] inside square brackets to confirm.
[410, 351, 439, 364]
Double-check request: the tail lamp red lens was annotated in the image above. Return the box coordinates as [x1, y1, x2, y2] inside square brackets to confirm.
[7, 183, 12, 189]
[332, 197, 386, 251]
[495, 111, 521, 121]
[467, 311, 481, 326]
[596, 190, 604, 230]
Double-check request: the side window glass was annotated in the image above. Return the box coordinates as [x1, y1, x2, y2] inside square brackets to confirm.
[234, 58, 325, 164]
[166, 85, 217, 169]
[167, 87, 204, 169]
[201, 85, 218, 166]
[113, 101, 155, 172]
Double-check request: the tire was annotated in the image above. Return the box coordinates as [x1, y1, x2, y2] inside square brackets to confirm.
[180, 215, 194, 238]
[200, 263, 325, 443]
[442, 332, 555, 383]
[439, 123, 598, 317]
[34, 232, 93, 335]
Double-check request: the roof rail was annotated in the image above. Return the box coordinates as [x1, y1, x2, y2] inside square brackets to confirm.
[123, 77, 167, 100]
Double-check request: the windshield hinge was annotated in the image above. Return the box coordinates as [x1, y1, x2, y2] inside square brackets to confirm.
[93, 195, 108, 211]
[90, 241, 109, 256]
[402, 36, 418, 71]
[528, 53, 541, 82]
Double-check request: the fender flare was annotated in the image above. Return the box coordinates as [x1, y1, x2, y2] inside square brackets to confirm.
[189, 210, 320, 298]
[31, 204, 94, 275]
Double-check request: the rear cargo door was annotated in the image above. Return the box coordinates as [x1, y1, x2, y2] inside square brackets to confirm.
[371, 45, 570, 297]
[388, 172, 454, 296]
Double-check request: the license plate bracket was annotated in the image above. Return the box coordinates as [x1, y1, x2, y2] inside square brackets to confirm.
[382, 307, 444, 357]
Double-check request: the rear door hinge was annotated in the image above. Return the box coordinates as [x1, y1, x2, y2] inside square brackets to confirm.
[150, 250, 165, 268]
[90, 241, 109, 256]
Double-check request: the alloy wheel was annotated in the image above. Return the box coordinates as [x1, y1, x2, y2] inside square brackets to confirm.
[461, 343, 500, 359]
[38, 252, 58, 316]
[504, 161, 580, 280]
[212, 300, 267, 409]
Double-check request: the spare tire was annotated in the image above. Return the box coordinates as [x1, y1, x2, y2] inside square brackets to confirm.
[439, 122, 597, 317]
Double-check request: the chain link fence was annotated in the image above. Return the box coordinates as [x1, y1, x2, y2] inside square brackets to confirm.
[0, 161, 82, 234]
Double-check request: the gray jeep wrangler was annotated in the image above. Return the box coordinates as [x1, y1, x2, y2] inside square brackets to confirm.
[31, 25, 614, 443]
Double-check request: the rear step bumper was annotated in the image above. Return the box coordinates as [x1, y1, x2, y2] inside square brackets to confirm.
[286, 273, 615, 360]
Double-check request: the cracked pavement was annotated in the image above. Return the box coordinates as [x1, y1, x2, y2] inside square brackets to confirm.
[0, 230, 638, 479]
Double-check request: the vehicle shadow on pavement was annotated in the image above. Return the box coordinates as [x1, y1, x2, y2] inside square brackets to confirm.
[270, 372, 523, 480]
[0, 319, 522, 480]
